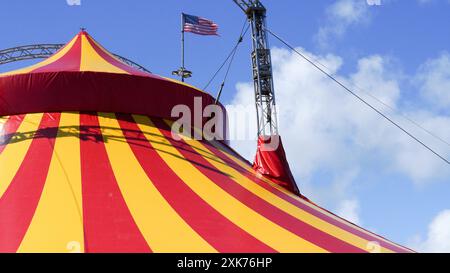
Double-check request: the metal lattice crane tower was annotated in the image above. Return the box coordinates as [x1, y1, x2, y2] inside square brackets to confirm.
[233, 0, 278, 136]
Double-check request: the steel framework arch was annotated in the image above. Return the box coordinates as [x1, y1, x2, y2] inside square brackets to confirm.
[0, 44, 151, 73]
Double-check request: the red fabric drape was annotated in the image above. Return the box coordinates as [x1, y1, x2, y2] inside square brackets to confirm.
[253, 135, 300, 195]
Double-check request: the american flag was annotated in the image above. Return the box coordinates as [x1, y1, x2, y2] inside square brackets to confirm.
[183, 13, 219, 36]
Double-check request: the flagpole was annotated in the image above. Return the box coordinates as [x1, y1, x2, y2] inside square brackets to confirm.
[181, 13, 185, 82]
[172, 13, 192, 82]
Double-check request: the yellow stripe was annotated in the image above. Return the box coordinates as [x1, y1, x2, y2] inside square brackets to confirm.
[18, 112, 84, 253]
[0, 113, 43, 198]
[134, 115, 326, 253]
[88, 36, 135, 69]
[180, 126, 394, 253]
[209, 140, 408, 252]
[79, 35, 128, 74]
[97, 113, 215, 253]
[194, 123, 407, 252]
[0, 36, 79, 77]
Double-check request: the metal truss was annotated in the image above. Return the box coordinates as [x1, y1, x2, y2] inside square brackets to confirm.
[0, 44, 151, 73]
[233, 0, 278, 136]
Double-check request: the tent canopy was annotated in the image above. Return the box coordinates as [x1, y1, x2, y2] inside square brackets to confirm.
[0, 31, 222, 128]
[1, 30, 152, 77]
[0, 31, 413, 253]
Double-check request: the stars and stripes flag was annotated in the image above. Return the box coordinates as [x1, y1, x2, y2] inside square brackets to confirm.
[182, 13, 219, 36]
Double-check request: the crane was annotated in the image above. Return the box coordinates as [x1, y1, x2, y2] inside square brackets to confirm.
[233, 0, 278, 137]
[233, 1, 300, 195]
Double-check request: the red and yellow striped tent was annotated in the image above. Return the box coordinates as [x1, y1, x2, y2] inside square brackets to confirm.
[0, 31, 412, 253]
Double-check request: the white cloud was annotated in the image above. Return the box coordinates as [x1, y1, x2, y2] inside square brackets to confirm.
[229, 46, 450, 214]
[336, 199, 362, 225]
[315, 0, 370, 48]
[417, 52, 450, 110]
[410, 210, 450, 252]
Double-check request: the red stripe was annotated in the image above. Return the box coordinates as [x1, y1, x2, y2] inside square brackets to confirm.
[84, 35, 151, 77]
[116, 113, 274, 252]
[79, 112, 151, 253]
[32, 35, 82, 73]
[184, 30, 219, 36]
[184, 25, 218, 32]
[208, 140, 411, 253]
[0, 113, 60, 252]
[184, 26, 218, 32]
[153, 119, 364, 253]
[184, 23, 218, 30]
[196, 23, 218, 27]
[198, 19, 217, 25]
[0, 115, 25, 154]
[184, 29, 218, 34]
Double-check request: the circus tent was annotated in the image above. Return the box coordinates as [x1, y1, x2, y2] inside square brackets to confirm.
[0, 31, 413, 253]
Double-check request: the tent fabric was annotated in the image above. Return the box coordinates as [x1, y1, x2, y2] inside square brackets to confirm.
[253, 136, 300, 195]
[0, 112, 413, 253]
[0, 31, 153, 77]
[0, 31, 413, 253]
[0, 31, 202, 92]
[0, 31, 227, 138]
[0, 71, 223, 124]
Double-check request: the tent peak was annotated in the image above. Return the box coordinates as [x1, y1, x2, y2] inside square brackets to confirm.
[0, 30, 152, 77]
[77, 29, 90, 37]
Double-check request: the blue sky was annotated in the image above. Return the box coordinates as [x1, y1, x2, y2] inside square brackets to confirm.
[1, 0, 450, 251]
